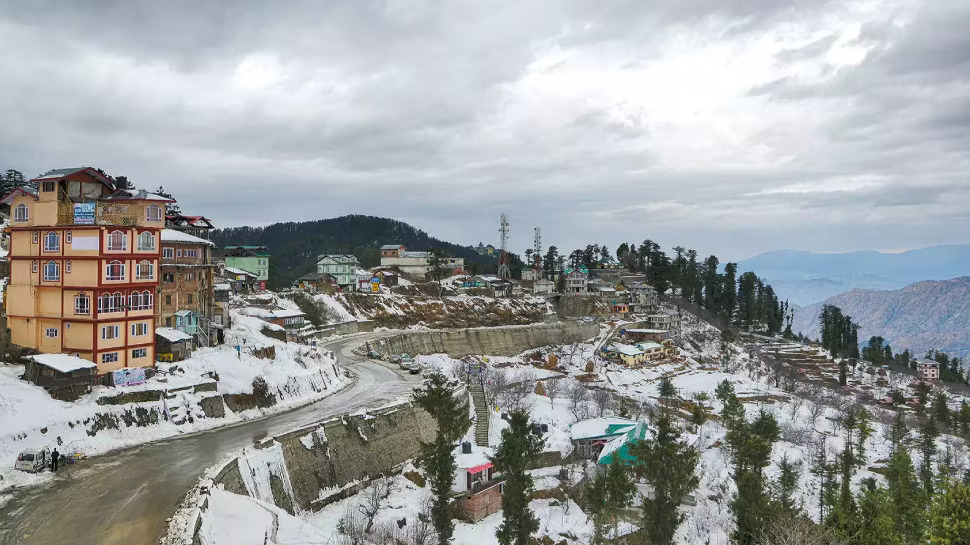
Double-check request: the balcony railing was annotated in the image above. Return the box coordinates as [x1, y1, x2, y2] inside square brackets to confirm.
[56, 202, 162, 227]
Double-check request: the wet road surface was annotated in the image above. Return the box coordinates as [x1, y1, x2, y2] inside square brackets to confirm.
[0, 333, 416, 545]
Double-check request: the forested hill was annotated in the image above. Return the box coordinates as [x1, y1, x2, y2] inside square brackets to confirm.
[211, 215, 496, 289]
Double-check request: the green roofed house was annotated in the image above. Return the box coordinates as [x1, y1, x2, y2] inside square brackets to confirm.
[223, 246, 270, 287]
[596, 421, 648, 466]
[569, 417, 643, 461]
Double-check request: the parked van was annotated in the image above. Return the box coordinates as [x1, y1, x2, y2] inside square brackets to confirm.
[15, 448, 49, 473]
[400, 354, 413, 370]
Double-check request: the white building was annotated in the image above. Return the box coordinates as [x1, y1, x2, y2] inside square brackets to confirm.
[564, 270, 588, 296]
[379, 244, 465, 278]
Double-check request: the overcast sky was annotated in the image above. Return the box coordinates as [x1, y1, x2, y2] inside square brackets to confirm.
[1, 0, 968, 261]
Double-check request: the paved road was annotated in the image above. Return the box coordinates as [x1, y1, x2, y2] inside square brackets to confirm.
[0, 333, 417, 545]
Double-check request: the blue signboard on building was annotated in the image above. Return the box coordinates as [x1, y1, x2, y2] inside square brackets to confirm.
[73, 202, 95, 224]
[113, 368, 146, 387]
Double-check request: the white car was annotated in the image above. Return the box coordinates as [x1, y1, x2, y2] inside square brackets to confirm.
[15, 448, 49, 473]
[408, 361, 422, 374]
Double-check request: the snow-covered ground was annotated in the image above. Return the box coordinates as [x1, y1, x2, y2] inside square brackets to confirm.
[0, 310, 347, 498]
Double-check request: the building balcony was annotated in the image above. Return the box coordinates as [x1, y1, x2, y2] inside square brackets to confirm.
[57, 202, 164, 228]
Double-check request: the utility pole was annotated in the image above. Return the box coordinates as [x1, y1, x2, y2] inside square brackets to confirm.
[533, 226, 542, 278]
[497, 213, 511, 279]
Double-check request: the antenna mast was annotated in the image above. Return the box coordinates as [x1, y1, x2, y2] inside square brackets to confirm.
[497, 214, 511, 279]
[533, 227, 542, 278]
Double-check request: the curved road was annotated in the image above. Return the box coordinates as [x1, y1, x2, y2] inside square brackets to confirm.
[0, 332, 416, 545]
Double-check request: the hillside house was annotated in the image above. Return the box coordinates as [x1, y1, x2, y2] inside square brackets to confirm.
[629, 282, 659, 313]
[452, 442, 503, 522]
[1, 167, 169, 374]
[223, 246, 269, 288]
[220, 265, 260, 293]
[647, 309, 681, 330]
[570, 417, 641, 460]
[611, 302, 630, 314]
[155, 327, 194, 362]
[596, 421, 648, 466]
[316, 254, 360, 290]
[23, 354, 98, 400]
[379, 244, 465, 277]
[521, 268, 538, 282]
[213, 283, 231, 328]
[293, 272, 337, 292]
[607, 343, 649, 366]
[159, 229, 216, 346]
[564, 270, 588, 296]
[635, 341, 668, 360]
[165, 214, 214, 240]
[917, 360, 940, 384]
[532, 279, 555, 295]
[623, 328, 670, 343]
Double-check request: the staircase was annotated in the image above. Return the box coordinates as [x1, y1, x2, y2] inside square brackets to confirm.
[467, 362, 490, 447]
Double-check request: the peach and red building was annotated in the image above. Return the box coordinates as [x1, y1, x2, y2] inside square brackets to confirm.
[2, 167, 172, 375]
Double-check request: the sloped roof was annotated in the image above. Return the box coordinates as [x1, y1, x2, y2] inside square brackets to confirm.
[610, 343, 643, 356]
[103, 189, 174, 202]
[33, 167, 88, 180]
[597, 422, 648, 465]
[570, 417, 639, 441]
[0, 186, 38, 205]
[381, 244, 406, 250]
[156, 327, 193, 342]
[224, 266, 258, 278]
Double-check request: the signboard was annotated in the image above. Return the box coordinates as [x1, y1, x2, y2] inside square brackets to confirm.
[73, 202, 96, 225]
[371, 277, 381, 293]
[113, 368, 146, 387]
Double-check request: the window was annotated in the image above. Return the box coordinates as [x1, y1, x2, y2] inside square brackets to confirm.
[165, 317, 172, 327]
[184, 272, 196, 281]
[43, 232, 60, 252]
[75, 294, 90, 315]
[32, 231, 38, 244]
[184, 249, 198, 258]
[131, 322, 149, 336]
[45, 327, 58, 338]
[32, 261, 38, 273]
[105, 260, 125, 280]
[137, 232, 155, 251]
[101, 352, 119, 364]
[187, 293, 193, 304]
[176, 249, 182, 258]
[14, 204, 28, 223]
[136, 260, 154, 280]
[107, 230, 127, 251]
[101, 325, 120, 340]
[41, 181, 55, 192]
[65, 260, 72, 273]
[130, 290, 152, 310]
[43, 261, 59, 282]
[66, 231, 72, 244]
[163, 273, 174, 283]
[165, 295, 172, 305]
[163, 247, 174, 259]
[98, 292, 124, 313]
[146, 204, 162, 222]
[132, 348, 147, 359]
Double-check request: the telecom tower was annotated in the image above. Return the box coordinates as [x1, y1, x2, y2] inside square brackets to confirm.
[533, 226, 542, 277]
[497, 213, 511, 279]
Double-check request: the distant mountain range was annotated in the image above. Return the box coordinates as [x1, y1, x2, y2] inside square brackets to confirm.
[738, 245, 970, 306]
[211, 215, 498, 289]
[790, 276, 970, 357]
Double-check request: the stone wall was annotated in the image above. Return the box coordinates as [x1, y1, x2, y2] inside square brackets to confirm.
[555, 295, 603, 317]
[374, 322, 599, 358]
[311, 319, 376, 340]
[211, 399, 439, 514]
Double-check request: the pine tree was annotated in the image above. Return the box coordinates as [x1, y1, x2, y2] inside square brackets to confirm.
[887, 410, 909, 454]
[774, 455, 800, 514]
[493, 410, 544, 545]
[714, 379, 736, 404]
[856, 408, 873, 463]
[413, 373, 473, 544]
[959, 401, 970, 436]
[933, 392, 951, 426]
[918, 418, 940, 496]
[721, 263, 738, 323]
[658, 375, 677, 399]
[585, 463, 636, 544]
[885, 447, 925, 543]
[847, 487, 905, 545]
[926, 479, 970, 545]
[631, 414, 699, 545]
[726, 408, 780, 545]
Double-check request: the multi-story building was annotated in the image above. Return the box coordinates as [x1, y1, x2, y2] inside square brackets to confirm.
[159, 229, 216, 344]
[223, 246, 269, 288]
[564, 270, 588, 296]
[1, 167, 169, 374]
[379, 244, 464, 277]
[316, 254, 360, 290]
[165, 213, 214, 240]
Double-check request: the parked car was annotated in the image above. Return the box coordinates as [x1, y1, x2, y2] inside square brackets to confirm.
[408, 360, 422, 374]
[390, 354, 402, 365]
[400, 354, 413, 370]
[15, 448, 49, 473]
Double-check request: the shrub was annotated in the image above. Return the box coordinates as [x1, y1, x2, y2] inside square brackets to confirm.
[252, 376, 275, 408]
[535, 381, 547, 396]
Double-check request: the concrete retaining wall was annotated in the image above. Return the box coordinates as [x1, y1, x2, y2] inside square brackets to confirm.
[210, 399, 439, 515]
[374, 322, 599, 358]
[311, 319, 377, 340]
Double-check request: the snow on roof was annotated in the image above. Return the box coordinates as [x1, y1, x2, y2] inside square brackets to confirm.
[156, 327, 193, 342]
[214, 283, 231, 291]
[624, 329, 668, 334]
[570, 417, 639, 441]
[269, 309, 304, 318]
[104, 189, 174, 202]
[224, 266, 257, 277]
[381, 244, 405, 250]
[161, 228, 215, 246]
[28, 353, 97, 373]
[636, 341, 662, 351]
[597, 422, 648, 465]
[454, 444, 494, 470]
[610, 343, 643, 356]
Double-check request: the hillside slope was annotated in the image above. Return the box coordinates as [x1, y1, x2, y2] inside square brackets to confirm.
[791, 276, 970, 357]
[211, 215, 498, 289]
[738, 244, 970, 305]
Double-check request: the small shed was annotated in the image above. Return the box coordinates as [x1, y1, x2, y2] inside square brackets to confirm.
[23, 354, 98, 400]
[452, 443, 503, 522]
[293, 272, 337, 292]
[156, 327, 194, 362]
[570, 417, 640, 460]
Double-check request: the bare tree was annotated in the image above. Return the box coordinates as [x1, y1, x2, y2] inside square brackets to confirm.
[568, 383, 590, 421]
[358, 476, 393, 533]
[338, 505, 368, 545]
[590, 388, 613, 417]
[505, 370, 536, 411]
[545, 377, 564, 407]
[757, 513, 838, 545]
[406, 497, 435, 545]
[489, 369, 510, 408]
